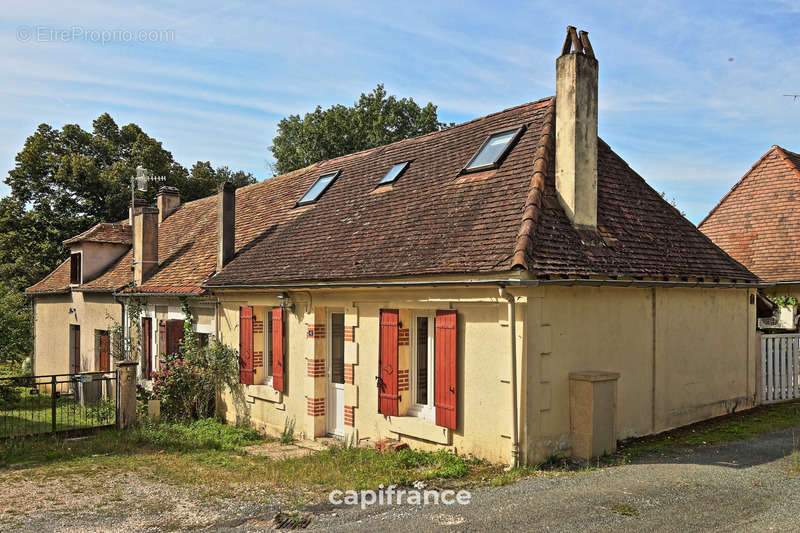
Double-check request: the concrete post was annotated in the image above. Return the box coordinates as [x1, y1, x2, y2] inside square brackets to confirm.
[569, 371, 620, 459]
[117, 361, 139, 429]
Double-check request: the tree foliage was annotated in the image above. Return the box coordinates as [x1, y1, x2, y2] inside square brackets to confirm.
[0, 113, 256, 369]
[270, 84, 450, 174]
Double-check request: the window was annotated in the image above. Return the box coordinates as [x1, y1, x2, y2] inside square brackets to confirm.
[142, 317, 153, 379]
[378, 162, 409, 186]
[409, 313, 435, 420]
[331, 313, 345, 384]
[70, 253, 82, 284]
[95, 330, 110, 372]
[297, 170, 340, 205]
[69, 325, 81, 374]
[463, 126, 524, 172]
[263, 309, 274, 384]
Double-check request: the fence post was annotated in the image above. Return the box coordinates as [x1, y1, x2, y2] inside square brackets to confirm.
[117, 362, 139, 429]
[51, 375, 57, 433]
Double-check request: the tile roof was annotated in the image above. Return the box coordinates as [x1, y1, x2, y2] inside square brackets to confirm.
[26, 258, 72, 294]
[29, 96, 757, 296]
[62, 223, 131, 246]
[209, 97, 756, 285]
[699, 146, 800, 282]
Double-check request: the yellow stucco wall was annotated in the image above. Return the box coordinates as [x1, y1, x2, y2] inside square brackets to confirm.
[525, 285, 756, 462]
[33, 291, 122, 375]
[216, 288, 524, 464]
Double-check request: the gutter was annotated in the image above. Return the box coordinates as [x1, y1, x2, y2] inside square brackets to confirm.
[204, 278, 766, 290]
[498, 288, 520, 469]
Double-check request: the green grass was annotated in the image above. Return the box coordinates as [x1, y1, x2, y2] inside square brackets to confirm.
[0, 390, 115, 438]
[611, 502, 639, 516]
[619, 401, 800, 460]
[0, 419, 485, 503]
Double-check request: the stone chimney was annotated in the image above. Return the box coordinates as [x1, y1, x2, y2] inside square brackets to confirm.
[217, 182, 235, 272]
[133, 206, 159, 285]
[129, 198, 148, 225]
[157, 186, 181, 223]
[555, 26, 598, 230]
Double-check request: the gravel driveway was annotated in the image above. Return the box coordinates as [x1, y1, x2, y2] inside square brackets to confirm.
[307, 427, 800, 532]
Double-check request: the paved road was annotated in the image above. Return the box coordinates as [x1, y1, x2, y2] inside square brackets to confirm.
[306, 428, 800, 532]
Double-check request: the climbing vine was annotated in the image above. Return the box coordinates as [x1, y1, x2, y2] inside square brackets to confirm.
[768, 295, 798, 309]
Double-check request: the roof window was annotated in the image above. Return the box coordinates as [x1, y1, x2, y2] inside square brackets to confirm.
[297, 170, 340, 205]
[463, 126, 524, 172]
[378, 162, 410, 186]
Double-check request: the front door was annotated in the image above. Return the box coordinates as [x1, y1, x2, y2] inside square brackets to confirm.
[327, 312, 346, 436]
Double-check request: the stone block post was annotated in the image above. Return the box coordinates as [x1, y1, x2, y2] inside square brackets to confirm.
[569, 371, 620, 459]
[117, 361, 139, 429]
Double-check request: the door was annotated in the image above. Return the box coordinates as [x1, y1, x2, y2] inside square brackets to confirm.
[327, 312, 346, 436]
[69, 325, 81, 374]
[97, 331, 110, 372]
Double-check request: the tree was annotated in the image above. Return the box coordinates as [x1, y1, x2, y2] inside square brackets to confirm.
[0, 114, 256, 371]
[270, 84, 450, 174]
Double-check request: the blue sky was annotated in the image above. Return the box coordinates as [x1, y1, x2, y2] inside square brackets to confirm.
[1, 0, 799, 223]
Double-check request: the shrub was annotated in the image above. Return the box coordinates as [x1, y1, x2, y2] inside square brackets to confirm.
[151, 336, 239, 422]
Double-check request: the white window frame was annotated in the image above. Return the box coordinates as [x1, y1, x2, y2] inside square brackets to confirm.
[408, 311, 435, 421]
[261, 308, 273, 386]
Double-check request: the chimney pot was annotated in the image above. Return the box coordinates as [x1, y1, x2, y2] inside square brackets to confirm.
[555, 26, 598, 230]
[217, 182, 235, 272]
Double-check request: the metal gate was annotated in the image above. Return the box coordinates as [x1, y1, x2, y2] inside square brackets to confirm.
[761, 334, 800, 403]
[0, 371, 118, 438]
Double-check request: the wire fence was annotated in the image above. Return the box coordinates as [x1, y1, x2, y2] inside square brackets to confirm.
[0, 372, 117, 438]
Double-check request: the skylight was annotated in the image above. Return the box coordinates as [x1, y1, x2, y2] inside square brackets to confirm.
[463, 126, 524, 172]
[297, 171, 340, 205]
[378, 162, 410, 185]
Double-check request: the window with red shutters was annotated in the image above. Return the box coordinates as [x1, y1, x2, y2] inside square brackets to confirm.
[239, 306, 254, 385]
[271, 306, 285, 392]
[96, 330, 110, 372]
[378, 309, 399, 416]
[69, 253, 82, 284]
[434, 310, 457, 430]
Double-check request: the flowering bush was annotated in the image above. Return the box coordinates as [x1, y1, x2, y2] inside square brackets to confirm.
[151, 327, 239, 421]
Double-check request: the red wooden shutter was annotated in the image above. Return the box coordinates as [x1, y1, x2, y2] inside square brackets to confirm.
[435, 310, 457, 429]
[158, 320, 167, 361]
[142, 318, 153, 378]
[378, 309, 399, 416]
[239, 306, 254, 385]
[71, 325, 81, 374]
[99, 331, 110, 372]
[166, 320, 184, 355]
[271, 306, 285, 392]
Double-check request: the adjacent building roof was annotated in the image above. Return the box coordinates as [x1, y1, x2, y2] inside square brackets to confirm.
[62, 223, 131, 246]
[28, 96, 757, 297]
[699, 146, 800, 282]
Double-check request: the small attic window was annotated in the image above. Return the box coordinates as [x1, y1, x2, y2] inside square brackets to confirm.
[297, 170, 340, 206]
[70, 253, 82, 285]
[378, 162, 410, 186]
[463, 126, 525, 172]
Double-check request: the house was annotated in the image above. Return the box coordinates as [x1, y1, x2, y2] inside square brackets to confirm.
[699, 145, 800, 308]
[27, 26, 761, 465]
[204, 27, 761, 464]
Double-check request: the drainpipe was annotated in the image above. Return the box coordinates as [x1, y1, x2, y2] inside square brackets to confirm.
[499, 287, 519, 469]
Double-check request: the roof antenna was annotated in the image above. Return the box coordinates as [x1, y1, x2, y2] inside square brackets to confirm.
[784, 94, 800, 101]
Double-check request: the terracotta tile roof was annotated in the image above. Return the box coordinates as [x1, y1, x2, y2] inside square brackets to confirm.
[209, 97, 756, 286]
[25, 259, 72, 294]
[699, 146, 800, 282]
[62, 223, 131, 246]
[29, 96, 757, 296]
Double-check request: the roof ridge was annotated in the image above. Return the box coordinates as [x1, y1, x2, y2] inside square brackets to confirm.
[772, 145, 800, 183]
[510, 98, 556, 270]
[698, 146, 782, 228]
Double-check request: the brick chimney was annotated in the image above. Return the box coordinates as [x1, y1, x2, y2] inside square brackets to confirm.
[157, 186, 181, 223]
[555, 26, 598, 230]
[217, 182, 235, 272]
[133, 206, 159, 285]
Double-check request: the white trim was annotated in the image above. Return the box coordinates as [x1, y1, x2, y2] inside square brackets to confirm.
[326, 308, 346, 436]
[409, 311, 435, 421]
[262, 308, 274, 386]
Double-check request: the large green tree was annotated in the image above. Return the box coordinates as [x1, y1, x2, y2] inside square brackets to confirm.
[270, 84, 450, 174]
[0, 113, 256, 370]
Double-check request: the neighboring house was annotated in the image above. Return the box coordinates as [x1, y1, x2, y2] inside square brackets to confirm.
[699, 145, 800, 306]
[27, 27, 762, 465]
[205, 28, 761, 465]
